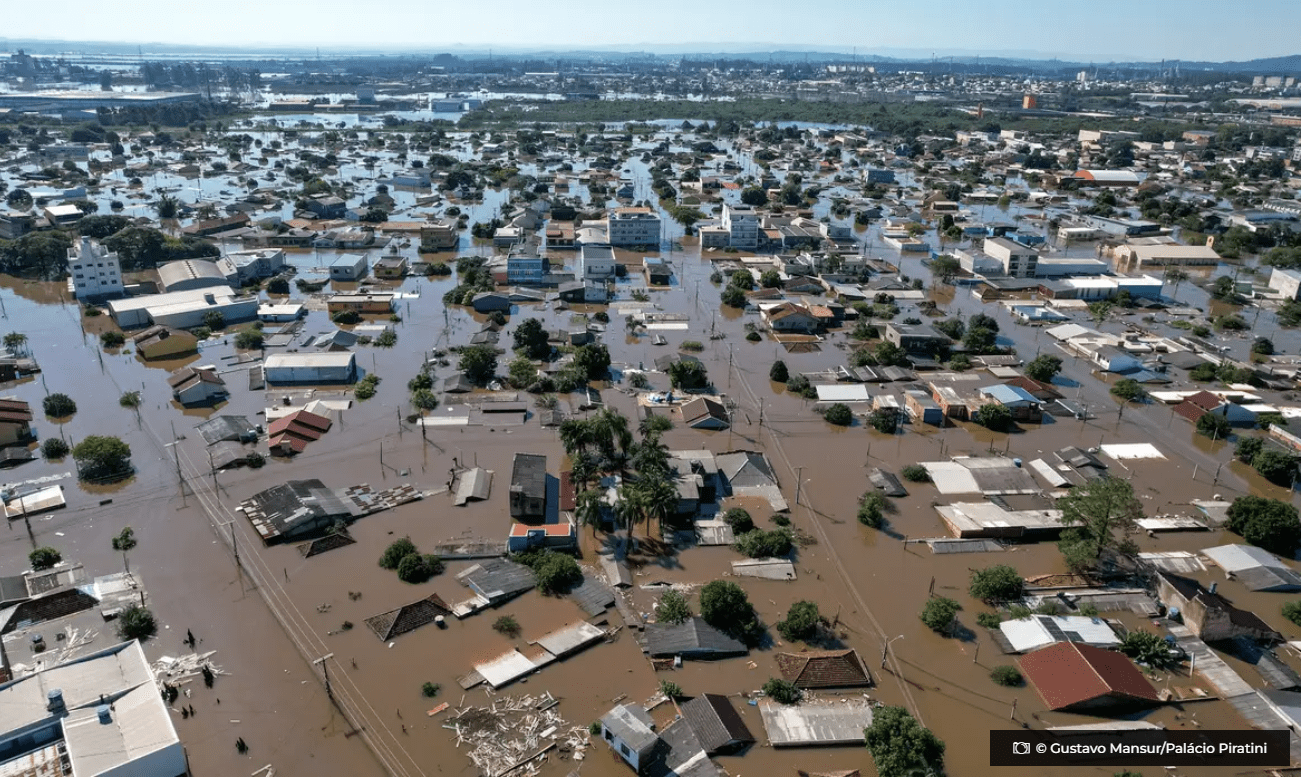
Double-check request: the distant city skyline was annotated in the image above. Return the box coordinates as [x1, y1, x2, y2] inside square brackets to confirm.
[4, 0, 1300, 64]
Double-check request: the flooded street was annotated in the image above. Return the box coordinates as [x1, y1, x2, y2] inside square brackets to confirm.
[0, 112, 1299, 777]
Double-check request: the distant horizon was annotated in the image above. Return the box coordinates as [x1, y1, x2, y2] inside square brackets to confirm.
[3, 0, 1300, 64]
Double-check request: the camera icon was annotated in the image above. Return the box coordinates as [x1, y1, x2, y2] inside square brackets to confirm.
[1013, 742, 1031, 755]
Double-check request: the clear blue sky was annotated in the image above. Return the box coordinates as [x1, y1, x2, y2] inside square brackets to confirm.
[5, 0, 1298, 62]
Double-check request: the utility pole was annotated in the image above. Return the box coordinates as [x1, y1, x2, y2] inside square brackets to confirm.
[795, 466, 804, 506]
[313, 653, 335, 701]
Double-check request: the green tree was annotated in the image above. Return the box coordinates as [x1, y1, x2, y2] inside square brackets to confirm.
[740, 186, 768, 206]
[156, 194, 179, 219]
[234, 327, 264, 350]
[100, 330, 125, 348]
[864, 706, 946, 777]
[1253, 337, 1275, 356]
[963, 326, 997, 353]
[1024, 355, 1063, 383]
[1110, 379, 1146, 402]
[969, 565, 1024, 603]
[1056, 477, 1143, 571]
[202, 310, 226, 330]
[933, 318, 965, 340]
[379, 537, 418, 569]
[990, 666, 1023, 686]
[973, 403, 1013, 432]
[920, 597, 961, 632]
[396, 553, 443, 583]
[733, 528, 794, 558]
[1119, 630, 1176, 668]
[762, 678, 801, 704]
[1254, 450, 1297, 484]
[43, 393, 77, 418]
[1226, 496, 1301, 556]
[111, 526, 137, 573]
[116, 604, 158, 642]
[574, 488, 604, 537]
[901, 464, 929, 482]
[667, 359, 709, 390]
[699, 580, 762, 645]
[40, 438, 69, 460]
[1282, 601, 1301, 627]
[1189, 362, 1218, 381]
[858, 491, 890, 528]
[722, 507, 754, 534]
[512, 317, 550, 359]
[1236, 437, 1265, 463]
[1196, 412, 1231, 440]
[458, 344, 498, 383]
[720, 285, 747, 307]
[930, 255, 961, 283]
[759, 269, 783, 288]
[823, 402, 853, 426]
[769, 360, 789, 382]
[656, 590, 692, 625]
[508, 356, 538, 388]
[572, 343, 611, 379]
[71, 435, 131, 475]
[523, 550, 582, 594]
[410, 388, 439, 410]
[29, 546, 62, 571]
[776, 600, 821, 642]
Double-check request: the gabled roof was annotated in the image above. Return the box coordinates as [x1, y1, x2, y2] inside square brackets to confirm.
[1018, 642, 1160, 710]
[682, 397, 729, 427]
[679, 694, 755, 755]
[1157, 571, 1279, 638]
[774, 649, 872, 688]
[1004, 375, 1063, 399]
[0, 398, 31, 424]
[267, 409, 332, 439]
[602, 704, 658, 753]
[1184, 390, 1224, 411]
[643, 617, 748, 658]
[364, 593, 452, 641]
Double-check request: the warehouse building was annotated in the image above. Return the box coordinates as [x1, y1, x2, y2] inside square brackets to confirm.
[263, 352, 357, 384]
[107, 287, 258, 329]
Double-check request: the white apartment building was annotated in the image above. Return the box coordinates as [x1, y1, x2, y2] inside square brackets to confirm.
[66, 237, 124, 300]
[721, 204, 760, 249]
[606, 207, 661, 247]
[1271, 267, 1301, 301]
[982, 237, 1039, 278]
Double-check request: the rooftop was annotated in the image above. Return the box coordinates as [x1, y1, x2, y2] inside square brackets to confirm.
[774, 649, 872, 688]
[1018, 642, 1160, 711]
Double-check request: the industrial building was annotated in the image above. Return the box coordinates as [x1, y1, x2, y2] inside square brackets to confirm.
[107, 287, 258, 329]
[156, 258, 237, 292]
[263, 352, 357, 384]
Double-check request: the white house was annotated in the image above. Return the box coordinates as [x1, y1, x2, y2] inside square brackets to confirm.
[599, 704, 659, 772]
[1091, 345, 1143, 373]
[578, 244, 617, 280]
[66, 237, 124, 300]
[329, 253, 369, 281]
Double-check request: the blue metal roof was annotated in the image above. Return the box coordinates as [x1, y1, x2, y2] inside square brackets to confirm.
[980, 384, 1041, 405]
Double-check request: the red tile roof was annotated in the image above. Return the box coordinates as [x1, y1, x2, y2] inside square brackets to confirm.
[1018, 642, 1159, 711]
[267, 409, 332, 439]
[1184, 390, 1223, 411]
[774, 649, 872, 689]
[559, 470, 576, 511]
[1173, 400, 1209, 423]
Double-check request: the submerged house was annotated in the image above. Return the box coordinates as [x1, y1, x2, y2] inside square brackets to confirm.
[509, 453, 547, 520]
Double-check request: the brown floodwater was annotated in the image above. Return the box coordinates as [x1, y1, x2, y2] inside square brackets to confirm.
[1, 226, 1298, 777]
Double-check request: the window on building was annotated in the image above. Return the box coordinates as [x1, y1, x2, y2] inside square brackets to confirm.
[620, 744, 631, 757]
[604, 729, 613, 741]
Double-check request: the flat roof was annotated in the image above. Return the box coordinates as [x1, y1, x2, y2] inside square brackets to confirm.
[264, 352, 356, 368]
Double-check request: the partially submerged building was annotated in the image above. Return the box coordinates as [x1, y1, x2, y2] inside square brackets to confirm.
[509, 453, 547, 520]
[1018, 642, 1161, 712]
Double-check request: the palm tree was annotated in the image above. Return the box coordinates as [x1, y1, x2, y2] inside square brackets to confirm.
[574, 488, 604, 537]
[639, 478, 679, 538]
[570, 450, 598, 492]
[112, 526, 137, 573]
[558, 418, 592, 458]
[614, 485, 645, 540]
[592, 408, 633, 461]
[631, 435, 670, 481]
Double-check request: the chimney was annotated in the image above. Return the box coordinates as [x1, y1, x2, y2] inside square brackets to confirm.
[46, 688, 65, 712]
[97, 704, 112, 724]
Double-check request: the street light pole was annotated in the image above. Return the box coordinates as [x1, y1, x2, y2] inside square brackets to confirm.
[881, 634, 904, 669]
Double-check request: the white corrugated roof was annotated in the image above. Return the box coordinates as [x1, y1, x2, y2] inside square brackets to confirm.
[1203, 544, 1287, 572]
[999, 615, 1119, 653]
[814, 384, 870, 402]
